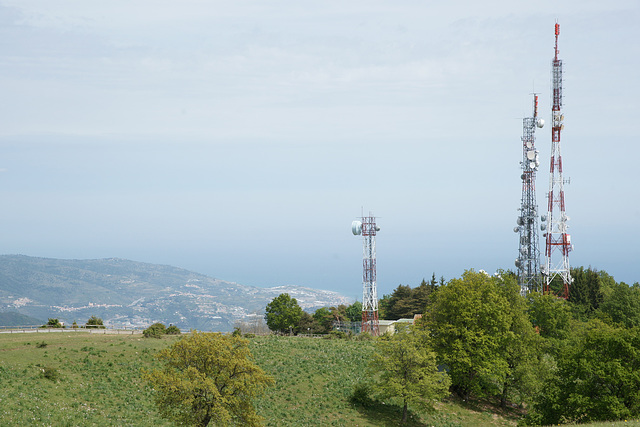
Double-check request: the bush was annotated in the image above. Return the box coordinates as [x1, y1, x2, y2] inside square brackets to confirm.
[324, 330, 349, 340]
[41, 318, 63, 328]
[165, 325, 181, 335]
[36, 341, 48, 348]
[85, 316, 106, 329]
[355, 332, 373, 341]
[143, 323, 167, 338]
[350, 383, 374, 408]
[41, 366, 59, 381]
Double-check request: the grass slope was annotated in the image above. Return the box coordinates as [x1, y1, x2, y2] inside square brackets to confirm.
[0, 331, 171, 426]
[0, 333, 638, 426]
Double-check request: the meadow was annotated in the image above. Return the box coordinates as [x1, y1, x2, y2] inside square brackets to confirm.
[0, 331, 638, 426]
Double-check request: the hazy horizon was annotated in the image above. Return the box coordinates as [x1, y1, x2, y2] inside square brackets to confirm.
[1, 1, 638, 300]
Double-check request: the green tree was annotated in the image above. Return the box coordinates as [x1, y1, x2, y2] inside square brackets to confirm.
[345, 301, 363, 322]
[143, 322, 167, 338]
[329, 304, 348, 322]
[85, 315, 106, 329]
[569, 266, 604, 318]
[378, 293, 391, 319]
[527, 292, 572, 341]
[424, 270, 529, 401]
[313, 307, 334, 334]
[496, 279, 546, 407]
[384, 285, 415, 320]
[264, 293, 303, 334]
[412, 279, 432, 315]
[296, 311, 317, 334]
[382, 279, 439, 320]
[529, 320, 640, 424]
[41, 318, 63, 328]
[143, 331, 274, 427]
[370, 325, 450, 424]
[599, 281, 640, 329]
[165, 325, 181, 335]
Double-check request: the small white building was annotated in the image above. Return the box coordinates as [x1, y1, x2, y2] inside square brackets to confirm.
[377, 314, 423, 335]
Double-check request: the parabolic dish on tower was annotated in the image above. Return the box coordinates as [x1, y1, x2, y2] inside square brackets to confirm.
[351, 220, 362, 235]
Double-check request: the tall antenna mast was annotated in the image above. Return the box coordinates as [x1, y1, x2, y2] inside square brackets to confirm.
[515, 94, 545, 295]
[351, 213, 380, 336]
[544, 22, 572, 297]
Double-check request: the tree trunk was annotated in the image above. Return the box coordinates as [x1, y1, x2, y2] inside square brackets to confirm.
[200, 414, 212, 427]
[500, 380, 508, 408]
[401, 400, 408, 424]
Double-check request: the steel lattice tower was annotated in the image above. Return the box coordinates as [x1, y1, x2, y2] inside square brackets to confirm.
[352, 214, 379, 336]
[515, 94, 544, 296]
[544, 22, 572, 298]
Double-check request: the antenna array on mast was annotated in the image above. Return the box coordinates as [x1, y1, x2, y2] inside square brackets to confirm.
[515, 94, 544, 295]
[352, 213, 380, 336]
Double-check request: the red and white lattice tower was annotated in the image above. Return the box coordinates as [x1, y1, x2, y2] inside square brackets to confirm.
[543, 22, 572, 298]
[352, 214, 379, 336]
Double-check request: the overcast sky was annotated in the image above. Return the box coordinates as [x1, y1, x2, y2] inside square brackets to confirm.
[0, 1, 638, 300]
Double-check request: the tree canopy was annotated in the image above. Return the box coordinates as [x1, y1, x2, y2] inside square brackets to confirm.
[379, 276, 440, 320]
[370, 325, 450, 424]
[529, 319, 640, 424]
[143, 331, 274, 426]
[569, 266, 604, 317]
[422, 269, 541, 402]
[264, 293, 303, 334]
[42, 318, 63, 328]
[85, 316, 106, 329]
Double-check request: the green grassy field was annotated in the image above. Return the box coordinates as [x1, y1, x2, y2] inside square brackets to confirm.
[0, 332, 638, 426]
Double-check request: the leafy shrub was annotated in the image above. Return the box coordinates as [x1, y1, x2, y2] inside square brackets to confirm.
[143, 323, 166, 338]
[325, 330, 349, 340]
[85, 316, 106, 329]
[355, 332, 373, 341]
[244, 333, 256, 338]
[36, 341, 48, 348]
[41, 318, 63, 328]
[350, 383, 374, 408]
[232, 327, 242, 337]
[165, 325, 181, 335]
[41, 366, 59, 381]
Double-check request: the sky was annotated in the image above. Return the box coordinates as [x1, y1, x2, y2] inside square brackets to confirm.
[0, 1, 638, 300]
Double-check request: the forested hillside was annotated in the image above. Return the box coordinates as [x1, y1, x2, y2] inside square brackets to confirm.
[374, 268, 640, 425]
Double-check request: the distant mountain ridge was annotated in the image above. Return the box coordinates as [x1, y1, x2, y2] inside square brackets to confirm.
[0, 255, 351, 331]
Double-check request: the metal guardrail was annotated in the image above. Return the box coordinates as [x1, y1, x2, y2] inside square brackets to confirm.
[0, 325, 144, 334]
